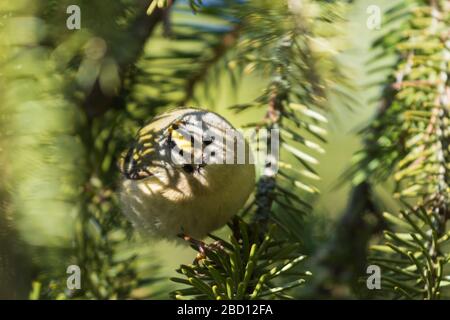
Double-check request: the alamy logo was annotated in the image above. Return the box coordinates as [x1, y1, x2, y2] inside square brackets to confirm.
[167, 124, 280, 175]
[67, 5, 81, 30]
[66, 265, 81, 290]
[366, 265, 381, 290]
[366, 5, 381, 30]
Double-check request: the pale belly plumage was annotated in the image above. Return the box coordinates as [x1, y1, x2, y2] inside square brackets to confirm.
[120, 162, 255, 239]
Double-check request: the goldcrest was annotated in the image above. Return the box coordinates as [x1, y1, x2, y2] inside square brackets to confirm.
[118, 108, 255, 239]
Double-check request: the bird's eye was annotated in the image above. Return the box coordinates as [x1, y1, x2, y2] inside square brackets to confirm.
[182, 164, 195, 174]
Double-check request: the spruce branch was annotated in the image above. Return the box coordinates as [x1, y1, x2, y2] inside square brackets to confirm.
[171, 219, 309, 300]
[353, 0, 450, 299]
[171, 0, 349, 300]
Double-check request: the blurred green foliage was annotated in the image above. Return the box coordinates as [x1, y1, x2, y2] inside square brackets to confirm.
[1, 0, 448, 300]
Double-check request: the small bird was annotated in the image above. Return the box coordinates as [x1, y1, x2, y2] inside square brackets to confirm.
[118, 107, 255, 240]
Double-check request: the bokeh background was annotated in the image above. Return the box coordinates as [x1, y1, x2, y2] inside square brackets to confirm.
[0, 0, 405, 299]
